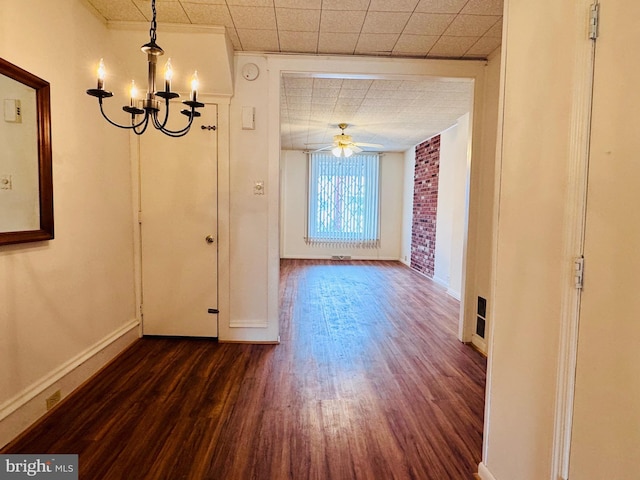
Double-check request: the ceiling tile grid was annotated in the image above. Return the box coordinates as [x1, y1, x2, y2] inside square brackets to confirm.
[280, 75, 473, 151]
[85, 0, 498, 153]
[88, 0, 503, 59]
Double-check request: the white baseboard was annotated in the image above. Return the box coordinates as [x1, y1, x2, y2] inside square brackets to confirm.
[447, 287, 461, 300]
[432, 274, 450, 289]
[280, 254, 401, 261]
[0, 319, 140, 448]
[478, 462, 498, 480]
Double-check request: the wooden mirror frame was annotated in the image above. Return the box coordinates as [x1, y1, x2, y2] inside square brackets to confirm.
[0, 57, 53, 246]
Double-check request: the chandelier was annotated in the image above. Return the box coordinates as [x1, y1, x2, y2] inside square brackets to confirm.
[86, 0, 204, 137]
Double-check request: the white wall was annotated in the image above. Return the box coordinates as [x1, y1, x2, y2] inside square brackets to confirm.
[470, 48, 501, 353]
[481, 1, 592, 478]
[0, 0, 138, 447]
[400, 148, 414, 266]
[433, 113, 470, 299]
[280, 150, 404, 260]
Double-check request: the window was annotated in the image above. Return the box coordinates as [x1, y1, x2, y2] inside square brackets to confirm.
[307, 152, 380, 248]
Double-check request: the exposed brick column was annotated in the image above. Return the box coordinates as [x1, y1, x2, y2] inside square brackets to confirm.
[411, 135, 440, 278]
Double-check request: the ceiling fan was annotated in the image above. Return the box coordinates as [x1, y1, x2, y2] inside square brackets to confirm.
[312, 123, 384, 157]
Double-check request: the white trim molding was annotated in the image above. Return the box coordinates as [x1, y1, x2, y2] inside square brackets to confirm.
[478, 462, 498, 480]
[0, 320, 139, 448]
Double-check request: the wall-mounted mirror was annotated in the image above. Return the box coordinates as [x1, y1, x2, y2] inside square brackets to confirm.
[0, 57, 53, 246]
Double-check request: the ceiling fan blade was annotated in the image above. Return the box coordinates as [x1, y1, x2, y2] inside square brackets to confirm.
[354, 142, 384, 148]
[311, 145, 333, 152]
[352, 145, 363, 153]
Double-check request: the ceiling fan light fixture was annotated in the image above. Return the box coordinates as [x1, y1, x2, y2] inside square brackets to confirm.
[332, 146, 354, 157]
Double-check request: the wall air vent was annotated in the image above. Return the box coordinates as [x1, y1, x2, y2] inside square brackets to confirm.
[476, 296, 487, 339]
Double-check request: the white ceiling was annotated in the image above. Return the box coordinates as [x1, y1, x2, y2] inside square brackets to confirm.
[85, 0, 502, 152]
[281, 75, 473, 152]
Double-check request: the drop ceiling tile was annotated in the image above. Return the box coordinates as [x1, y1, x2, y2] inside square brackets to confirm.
[461, 0, 504, 16]
[279, 31, 318, 52]
[338, 88, 366, 99]
[275, 0, 321, 8]
[428, 35, 478, 57]
[392, 34, 438, 55]
[485, 18, 503, 37]
[229, 6, 277, 29]
[317, 32, 359, 54]
[415, 0, 468, 14]
[285, 87, 313, 96]
[355, 33, 399, 54]
[443, 14, 500, 36]
[227, 0, 273, 6]
[310, 105, 335, 114]
[276, 8, 321, 31]
[464, 35, 501, 56]
[313, 87, 342, 98]
[237, 29, 279, 51]
[336, 97, 366, 106]
[283, 77, 313, 88]
[182, 4, 234, 26]
[314, 78, 343, 88]
[226, 27, 242, 49]
[341, 79, 373, 90]
[312, 97, 338, 105]
[320, 10, 366, 33]
[369, 0, 419, 12]
[133, 1, 190, 23]
[182, 0, 226, 4]
[370, 79, 404, 90]
[404, 13, 456, 36]
[321, 0, 369, 10]
[88, 0, 146, 21]
[333, 105, 360, 114]
[361, 12, 411, 34]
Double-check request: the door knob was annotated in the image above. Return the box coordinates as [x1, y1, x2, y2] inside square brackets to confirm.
[205, 235, 215, 244]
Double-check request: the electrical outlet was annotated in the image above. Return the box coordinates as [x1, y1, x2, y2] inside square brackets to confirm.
[46, 390, 61, 410]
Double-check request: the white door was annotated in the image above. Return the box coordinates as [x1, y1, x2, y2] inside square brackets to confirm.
[139, 103, 218, 337]
[569, 2, 640, 477]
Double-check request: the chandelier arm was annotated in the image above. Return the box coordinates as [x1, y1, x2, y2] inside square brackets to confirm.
[98, 100, 147, 130]
[152, 104, 171, 130]
[132, 115, 152, 136]
[156, 111, 197, 137]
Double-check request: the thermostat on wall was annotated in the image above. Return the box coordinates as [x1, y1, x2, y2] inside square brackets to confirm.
[242, 63, 259, 81]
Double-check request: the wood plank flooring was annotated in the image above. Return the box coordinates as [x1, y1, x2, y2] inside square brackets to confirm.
[2, 260, 486, 479]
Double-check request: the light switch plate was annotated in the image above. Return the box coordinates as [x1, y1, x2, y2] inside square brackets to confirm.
[4, 99, 21, 123]
[254, 181, 264, 195]
[242, 106, 255, 130]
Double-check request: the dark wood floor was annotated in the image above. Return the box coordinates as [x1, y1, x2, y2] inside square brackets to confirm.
[3, 260, 486, 479]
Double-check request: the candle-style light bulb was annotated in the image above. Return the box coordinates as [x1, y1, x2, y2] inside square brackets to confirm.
[164, 58, 173, 93]
[97, 58, 106, 90]
[129, 80, 138, 107]
[190, 70, 199, 102]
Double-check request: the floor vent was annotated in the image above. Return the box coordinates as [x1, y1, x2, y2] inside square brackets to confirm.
[331, 255, 351, 260]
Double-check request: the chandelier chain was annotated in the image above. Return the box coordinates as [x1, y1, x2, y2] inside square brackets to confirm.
[150, 0, 157, 43]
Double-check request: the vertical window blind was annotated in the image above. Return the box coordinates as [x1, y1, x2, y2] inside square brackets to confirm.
[306, 152, 380, 248]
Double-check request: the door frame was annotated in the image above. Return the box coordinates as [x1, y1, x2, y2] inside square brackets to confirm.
[130, 95, 232, 340]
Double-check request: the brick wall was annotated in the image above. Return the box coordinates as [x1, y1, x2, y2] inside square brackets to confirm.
[411, 135, 440, 278]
